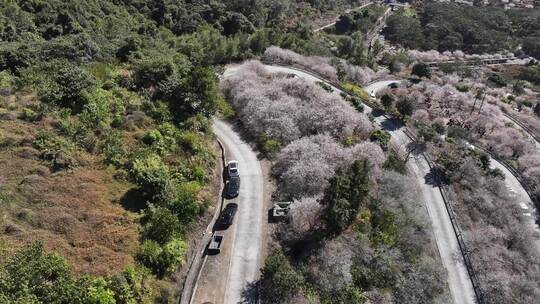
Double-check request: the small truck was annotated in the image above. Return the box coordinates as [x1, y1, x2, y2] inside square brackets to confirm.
[208, 231, 224, 254]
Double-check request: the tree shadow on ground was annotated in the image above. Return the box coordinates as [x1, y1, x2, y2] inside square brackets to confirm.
[424, 168, 442, 187]
[240, 281, 259, 304]
[120, 187, 149, 212]
[371, 109, 385, 117]
[380, 117, 402, 132]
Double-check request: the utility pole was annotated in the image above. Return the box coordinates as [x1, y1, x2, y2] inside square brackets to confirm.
[477, 92, 486, 114]
[470, 89, 483, 115]
[470, 96, 478, 115]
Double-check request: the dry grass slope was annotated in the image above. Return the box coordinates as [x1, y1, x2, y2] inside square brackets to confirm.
[0, 96, 139, 277]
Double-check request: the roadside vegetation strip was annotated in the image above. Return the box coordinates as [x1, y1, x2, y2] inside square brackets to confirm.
[261, 60, 380, 109]
[179, 138, 226, 304]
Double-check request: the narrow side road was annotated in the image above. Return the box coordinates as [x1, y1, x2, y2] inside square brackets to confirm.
[259, 64, 476, 304]
[212, 119, 265, 304]
[314, 1, 372, 32]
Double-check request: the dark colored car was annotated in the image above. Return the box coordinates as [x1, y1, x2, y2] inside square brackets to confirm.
[226, 176, 240, 198]
[220, 203, 238, 226]
[388, 82, 399, 89]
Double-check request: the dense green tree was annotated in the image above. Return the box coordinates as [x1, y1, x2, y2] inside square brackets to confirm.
[383, 14, 424, 50]
[384, 3, 539, 55]
[381, 93, 395, 109]
[520, 65, 540, 85]
[0, 242, 128, 304]
[322, 159, 371, 233]
[396, 96, 416, 117]
[411, 63, 431, 79]
[168, 67, 219, 122]
[0, 242, 80, 303]
[522, 39, 540, 60]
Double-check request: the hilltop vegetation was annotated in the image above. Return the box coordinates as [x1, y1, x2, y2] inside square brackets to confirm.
[384, 3, 540, 57]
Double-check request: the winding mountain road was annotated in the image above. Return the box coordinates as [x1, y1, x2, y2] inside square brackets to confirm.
[261, 64, 476, 304]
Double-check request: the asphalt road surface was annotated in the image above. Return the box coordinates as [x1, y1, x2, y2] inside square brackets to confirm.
[212, 119, 264, 304]
[258, 64, 476, 304]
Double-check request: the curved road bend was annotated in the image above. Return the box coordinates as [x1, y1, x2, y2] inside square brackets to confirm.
[212, 119, 264, 304]
[257, 65, 476, 304]
[367, 81, 540, 250]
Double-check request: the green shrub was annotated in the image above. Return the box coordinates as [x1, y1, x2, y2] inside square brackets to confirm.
[381, 93, 394, 109]
[169, 182, 202, 226]
[100, 130, 125, 166]
[20, 107, 41, 122]
[262, 137, 282, 156]
[455, 84, 469, 92]
[519, 65, 540, 85]
[383, 153, 407, 174]
[487, 73, 507, 87]
[130, 153, 175, 203]
[411, 63, 431, 79]
[369, 129, 390, 150]
[79, 89, 114, 129]
[85, 277, 116, 304]
[521, 100, 533, 108]
[396, 96, 415, 117]
[141, 205, 181, 245]
[216, 97, 235, 119]
[133, 55, 178, 89]
[108, 266, 153, 304]
[137, 238, 187, 277]
[0, 70, 17, 93]
[260, 250, 304, 303]
[32, 131, 76, 164]
[39, 62, 96, 112]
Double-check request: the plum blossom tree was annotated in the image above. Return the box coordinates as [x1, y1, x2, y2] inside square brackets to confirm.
[273, 135, 384, 199]
[222, 61, 373, 147]
[263, 46, 338, 81]
[311, 235, 355, 292]
[289, 196, 322, 238]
